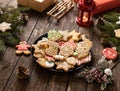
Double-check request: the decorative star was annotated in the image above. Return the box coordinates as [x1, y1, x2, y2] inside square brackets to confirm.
[116, 16, 120, 25]
[68, 30, 81, 42]
[0, 22, 11, 32]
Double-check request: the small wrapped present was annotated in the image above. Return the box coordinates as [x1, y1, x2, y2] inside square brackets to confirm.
[17, 0, 56, 12]
[94, 0, 120, 15]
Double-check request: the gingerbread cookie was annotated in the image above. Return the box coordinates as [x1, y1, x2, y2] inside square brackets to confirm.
[48, 30, 62, 41]
[59, 41, 76, 57]
[55, 61, 74, 71]
[68, 30, 81, 42]
[66, 57, 78, 65]
[45, 55, 55, 62]
[53, 55, 65, 61]
[16, 41, 31, 55]
[76, 37, 92, 59]
[59, 30, 69, 41]
[77, 53, 91, 66]
[37, 38, 49, 49]
[45, 46, 58, 56]
[36, 58, 54, 68]
[32, 45, 45, 58]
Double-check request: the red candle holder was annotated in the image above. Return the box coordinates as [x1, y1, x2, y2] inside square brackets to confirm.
[76, 0, 96, 27]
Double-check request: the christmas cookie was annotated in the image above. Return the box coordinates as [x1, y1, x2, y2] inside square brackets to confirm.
[66, 57, 78, 65]
[44, 41, 59, 57]
[45, 46, 58, 56]
[68, 30, 81, 42]
[16, 41, 31, 55]
[36, 58, 54, 68]
[45, 55, 55, 62]
[32, 45, 45, 58]
[77, 53, 91, 66]
[59, 41, 76, 57]
[59, 30, 69, 41]
[55, 61, 74, 71]
[48, 30, 62, 41]
[37, 38, 49, 49]
[76, 37, 92, 59]
[0, 22, 11, 32]
[53, 55, 65, 61]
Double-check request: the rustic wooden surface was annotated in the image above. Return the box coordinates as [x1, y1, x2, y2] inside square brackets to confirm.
[0, 0, 120, 91]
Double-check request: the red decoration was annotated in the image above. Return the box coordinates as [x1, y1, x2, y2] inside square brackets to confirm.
[94, 0, 120, 15]
[102, 48, 118, 60]
[76, 0, 96, 27]
[74, 0, 120, 15]
[15, 41, 31, 55]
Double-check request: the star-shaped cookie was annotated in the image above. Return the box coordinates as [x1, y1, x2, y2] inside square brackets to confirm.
[68, 30, 81, 42]
[0, 22, 11, 32]
[59, 30, 69, 41]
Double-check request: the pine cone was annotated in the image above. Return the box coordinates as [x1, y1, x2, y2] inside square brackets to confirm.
[17, 66, 30, 79]
[19, 13, 29, 25]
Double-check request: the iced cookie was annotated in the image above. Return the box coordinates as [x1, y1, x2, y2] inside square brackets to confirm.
[53, 55, 65, 61]
[59, 41, 76, 57]
[66, 57, 78, 65]
[37, 39, 49, 49]
[45, 41, 59, 56]
[33, 53, 43, 58]
[16, 41, 31, 55]
[45, 55, 55, 61]
[48, 30, 62, 41]
[68, 30, 81, 42]
[36, 58, 54, 68]
[45, 46, 58, 56]
[55, 61, 74, 71]
[77, 53, 91, 66]
[32, 45, 45, 58]
[48, 40, 59, 48]
[59, 30, 69, 41]
[76, 38, 92, 59]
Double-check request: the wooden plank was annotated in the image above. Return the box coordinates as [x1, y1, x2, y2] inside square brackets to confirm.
[0, 0, 40, 90]
[86, 21, 105, 91]
[0, 0, 13, 7]
[66, 25, 93, 91]
[4, 11, 53, 91]
[107, 63, 120, 91]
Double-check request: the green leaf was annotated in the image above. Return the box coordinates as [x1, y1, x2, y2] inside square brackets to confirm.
[103, 14, 119, 22]
[0, 39, 6, 53]
[18, 7, 30, 12]
[0, 32, 20, 46]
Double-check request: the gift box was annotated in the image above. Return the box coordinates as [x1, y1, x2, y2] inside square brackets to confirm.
[94, 0, 120, 15]
[17, 0, 56, 12]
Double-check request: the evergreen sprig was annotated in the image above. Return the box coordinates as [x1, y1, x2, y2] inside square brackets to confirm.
[97, 11, 120, 53]
[0, 6, 29, 54]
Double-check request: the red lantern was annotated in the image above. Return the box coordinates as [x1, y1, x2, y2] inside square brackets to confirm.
[76, 0, 96, 27]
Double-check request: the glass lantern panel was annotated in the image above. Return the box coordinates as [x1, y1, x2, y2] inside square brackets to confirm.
[89, 12, 93, 21]
[82, 12, 89, 22]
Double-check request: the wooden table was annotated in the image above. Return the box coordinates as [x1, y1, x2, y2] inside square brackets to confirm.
[0, 0, 120, 91]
